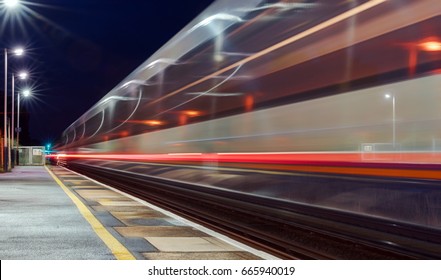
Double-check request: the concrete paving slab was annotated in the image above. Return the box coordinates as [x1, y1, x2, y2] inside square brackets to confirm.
[91, 205, 149, 212]
[71, 185, 106, 189]
[143, 251, 262, 260]
[76, 189, 129, 200]
[98, 200, 143, 206]
[203, 237, 243, 250]
[164, 218, 188, 226]
[58, 177, 83, 180]
[62, 179, 90, 184]
[120, 218, 176, 227]
[94, 212, 126, 227]
[122, 237, 158, 253]
[115, 226, 211, 238]
[145, 237, 240, 252]
[111, 211, 168, 220]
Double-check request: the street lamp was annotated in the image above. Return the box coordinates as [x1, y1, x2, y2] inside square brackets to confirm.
[22, 89, 30, 96]
[11, 71, 28, 166]
[16, 89, 31, 156]
[4, 0, 20, 8]
[385, 93, 396, 148]
[18, 71, 27, 79]
[3, 47, 24, 171]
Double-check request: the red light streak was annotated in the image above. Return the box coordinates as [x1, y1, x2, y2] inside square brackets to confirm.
[49, 152, 441, 165]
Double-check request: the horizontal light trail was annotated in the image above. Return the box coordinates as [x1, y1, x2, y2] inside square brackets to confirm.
[48, 151, 441, 180]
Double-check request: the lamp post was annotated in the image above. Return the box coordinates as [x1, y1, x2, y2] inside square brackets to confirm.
[3, 47, 24, 171]
[3, 48, 7, 172]
[11, 71, 28, 166]
[11, 74, 14, 167]
[2, 0, 23, 171]
[17, 89, 31, 155]
[385, 93, 396, 148]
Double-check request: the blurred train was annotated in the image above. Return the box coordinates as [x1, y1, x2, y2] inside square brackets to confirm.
[53, 0, 441, 229]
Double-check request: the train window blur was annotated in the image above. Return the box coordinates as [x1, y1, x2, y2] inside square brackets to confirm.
[62, 1, 441, 146]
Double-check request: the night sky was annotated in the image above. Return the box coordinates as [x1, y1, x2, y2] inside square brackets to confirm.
[1, 0, 215, 145]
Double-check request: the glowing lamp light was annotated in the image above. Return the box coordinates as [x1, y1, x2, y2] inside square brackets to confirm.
[419, 41, 441, 52]
[4, 0, 20, 8]
[18, 71, 28, 80]
[13, 48, 24, 56]
[22, 89, 31, 97]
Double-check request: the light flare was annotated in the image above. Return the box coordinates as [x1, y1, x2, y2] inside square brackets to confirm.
[4, 0, 19, 8]
[419, 41, 441, 52]
[127, 120, 165, 126]
[18, 71, 28, 79]
[183, 110, 201, 117]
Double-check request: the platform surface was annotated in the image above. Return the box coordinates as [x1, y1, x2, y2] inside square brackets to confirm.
[0, 165, 267, 260]
[0, 166, 114, 259]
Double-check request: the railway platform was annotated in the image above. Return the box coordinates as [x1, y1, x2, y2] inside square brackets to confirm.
[0, 165, 271, 260]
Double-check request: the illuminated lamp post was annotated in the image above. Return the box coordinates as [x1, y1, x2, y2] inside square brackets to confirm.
[2, 0, 24, 170]
[4, 0, 20, 8]
[3, 47, 24, 171]
[385, 93, 396, 148]
[11, 71, 28, 166]
[16, 89, 31, 158]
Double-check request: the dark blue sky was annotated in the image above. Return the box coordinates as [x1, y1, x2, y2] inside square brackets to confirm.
[1, 0, 214, 145]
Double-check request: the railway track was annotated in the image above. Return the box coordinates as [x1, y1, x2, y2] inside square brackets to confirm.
[66, 161, 441, 259]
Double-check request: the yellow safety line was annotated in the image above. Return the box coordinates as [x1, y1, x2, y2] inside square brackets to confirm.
[45, 166, 136, 260]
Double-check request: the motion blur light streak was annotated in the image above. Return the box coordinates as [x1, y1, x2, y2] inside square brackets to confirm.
[87, 111, 104, 139]
[119, 80, 155, 89]
[99, 95, 141, 105]
[152, 63, 243, 118]
[140, 58, 179, 71]
[126, 120, 165, 126]
[54, 0, 441, 234]
[143, 120, 164, 126]
[48, 151, 441, 180]
[146, 0, 387, 109]
[185, 92, 243, 97]
[182, 110, 201, 117]
[238, 2, 317, 12]
[186, 13, 243, 34]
